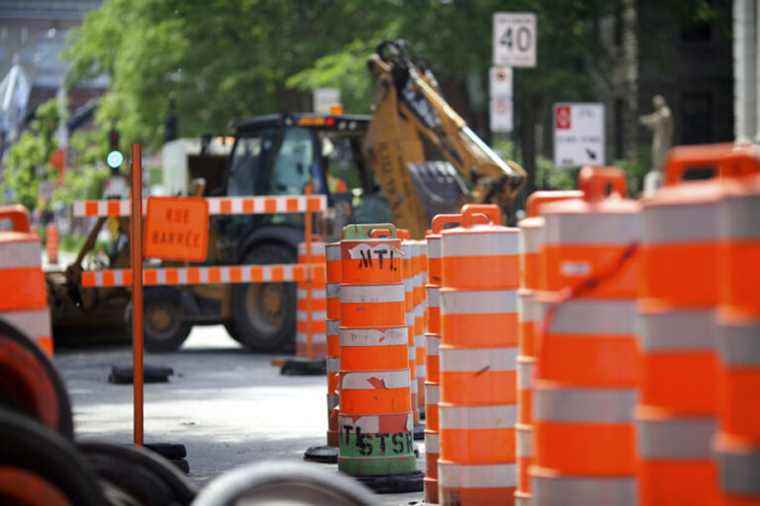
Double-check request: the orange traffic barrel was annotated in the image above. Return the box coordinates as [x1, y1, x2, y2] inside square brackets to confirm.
[400, 232, 421, 435]
[662, 142, 760, 186]
[532, 167, 639, 506]
[413, 240, 427, 419]
[0, 205, 53, 357]
[638, 174, 729, 505]
[438, 204, 519, 505]
[338, 224, 421, 492]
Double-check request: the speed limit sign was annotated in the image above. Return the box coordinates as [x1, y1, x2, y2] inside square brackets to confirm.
[493, 12, 536, 67]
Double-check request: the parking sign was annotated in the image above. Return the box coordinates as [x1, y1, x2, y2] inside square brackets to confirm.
[493, 12, 537, 67]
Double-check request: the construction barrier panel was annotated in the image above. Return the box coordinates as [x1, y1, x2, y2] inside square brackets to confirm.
[0, 205, 53, 357]
[337, 224, 421, 493]
[296, 241, 327, 359]
[400, 231, 421, 436]
[438, 204, 519, 505]
[326, 242, 342, 448]
[533, 167, 639, 506]
[515, 191, 581, 506]
[413, 240, 427, 420]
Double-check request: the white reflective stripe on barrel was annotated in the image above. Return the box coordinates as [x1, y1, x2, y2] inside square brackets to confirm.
[406, 311, 414, 326]
[518, 291, 539, 322]
[338, 413, 413, 433]
[642, 202, 716, 244]
[417, 365, 426, 377]
[438, 462, 517, 488]
[516, 424, 533, 457]
[0, 240, 40, 268]
[427, 286, 440, 307]
[442, 231, 519, 257]
[426, 334, 440, 356]
[327, 319, 339, 335]
[638, 307, 715, 351]
[425, 384, 439, 404]
[716, 447, 760, 495]
[341, 370, 410, 390]
[326, 243, 340, 261]
[339, 327, 407, 347]
[0, 308, 51, 338]
[544, 299, 637, 335]
[297, 310, 326, 321]
[414, 334, 424, 348]
[517, 357, 535, 389]
[534, 386, 636, 423]
[636, 415, 714, 459]
[427, 236, 441, 259]
[440, 347, 518, 372]
[440, 289, 518, 314]
[339, 284, 405, 303]
[545, 212, 640, 245]
[326, 358, 340, 373]
[298, 242, 326, 255]
[326, 283, 339, 298]
[439, 404, 516, 429]
[532, 474, 637, 506]
[717, 316, 760, 366]
[414, 305, 424, 319]
[425, 432, 439, 453]
[413, 273, 424, 288]
[519, 218, 544, 254]
[720, 193, 760, 239]
[408, 346, 416, 360]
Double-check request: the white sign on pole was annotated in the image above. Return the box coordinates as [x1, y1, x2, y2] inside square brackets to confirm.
[490, 96, 513, 132]
[493, 12, 537, 67]
[489, 66, 513, 96]
[313, 88, 341, 114]
[553, 103, 605, 167]
[489, 67, 513, 133]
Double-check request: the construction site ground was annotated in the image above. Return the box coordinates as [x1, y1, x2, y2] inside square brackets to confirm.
[56, 325, 424, 505]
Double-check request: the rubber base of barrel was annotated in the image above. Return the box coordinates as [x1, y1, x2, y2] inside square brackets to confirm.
[144, 443, 187, 460]
[109, 365, 173, 384]
[280, 358, 326, 376]
[355, 470, 424, 494]
[413, 423, 425, 441]
[303, 445, 338, 464]
[169, 459, 190, 474]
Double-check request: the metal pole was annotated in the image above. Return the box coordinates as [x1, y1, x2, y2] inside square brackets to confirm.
[130, 143, 144, 446]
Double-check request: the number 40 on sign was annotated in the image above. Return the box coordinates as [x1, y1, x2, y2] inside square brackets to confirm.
[493, 12, 537, 68]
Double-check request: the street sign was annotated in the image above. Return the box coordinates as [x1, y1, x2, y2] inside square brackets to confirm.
[489, 66, 513, 96]
[553, 103, 606, 168]
[493, 12, 537, 67]
[144, 197, 209, 261]
[314, 88, 341, 115]
[490, 96, 514, 133]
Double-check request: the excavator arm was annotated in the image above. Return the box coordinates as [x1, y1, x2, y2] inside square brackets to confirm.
[363, 40, 526, 235]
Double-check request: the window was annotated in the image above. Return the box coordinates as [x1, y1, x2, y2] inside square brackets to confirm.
[270, 127, 314, 195]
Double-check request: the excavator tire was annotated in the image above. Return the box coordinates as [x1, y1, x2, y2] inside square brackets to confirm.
[228, 243, 296, 353]
[0, 319, 74, 438]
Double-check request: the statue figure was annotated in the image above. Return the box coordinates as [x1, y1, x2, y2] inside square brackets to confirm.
[639, 95, 673, 173]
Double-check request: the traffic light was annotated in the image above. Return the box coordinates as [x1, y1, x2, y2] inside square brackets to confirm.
[106, 127, 123, 169]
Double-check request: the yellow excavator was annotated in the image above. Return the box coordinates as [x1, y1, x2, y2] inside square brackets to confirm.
[363, 39, 525, 235]
[48, 39, 526, 352]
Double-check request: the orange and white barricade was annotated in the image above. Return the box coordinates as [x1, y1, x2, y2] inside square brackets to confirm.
[715, 172, 760, 504]
[638, 173, 728, 505]
[45, 223, 59, 265]
[515, 191, 581, 506]
[295, 241, 327, 359]
[303, 240, 340, 463]
[438, 204, 519, 505]
[400, 231, 422, 439]
[424, 214, 465, 504]
[0, 205, 53, 357]
[533, 168, 639, 506]
[337, 224, 421, 491]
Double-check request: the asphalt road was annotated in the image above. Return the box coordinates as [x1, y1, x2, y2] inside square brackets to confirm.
[55, 325, 425, 505]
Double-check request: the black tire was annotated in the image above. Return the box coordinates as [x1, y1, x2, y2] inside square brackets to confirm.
[0, 319, 74, 438]
[228, 244, 296, 352]
[0, 408, 105, 505]
[78, 442, 197, 506]
[191, 461, 378, 506]
[141, 288, 192, 353]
